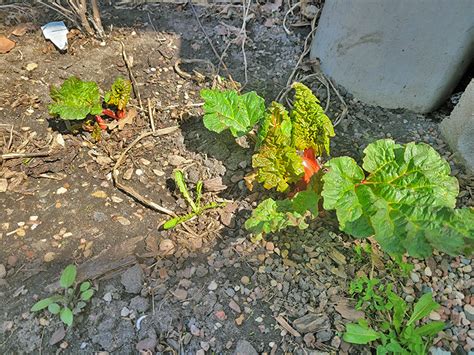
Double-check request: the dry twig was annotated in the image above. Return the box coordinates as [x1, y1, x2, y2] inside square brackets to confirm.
[147, 98, 156, 133]
[119, 41, 143, 111]
[112, 127, 179, 216]
[0, 151, 50, 161]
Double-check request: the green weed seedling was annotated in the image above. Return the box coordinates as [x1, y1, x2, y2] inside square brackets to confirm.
[164, 170, 223, 229]
[31, 264, 94, 327]
[344, 276, 444, 354]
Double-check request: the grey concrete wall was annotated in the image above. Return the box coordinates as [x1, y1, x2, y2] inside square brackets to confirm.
[310, 0, 474, 113]
[440, 79, 474, 173]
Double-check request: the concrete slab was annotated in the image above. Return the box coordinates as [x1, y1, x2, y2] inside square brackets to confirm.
[440, 79, 474, 173]
[310, 0, 474, 113]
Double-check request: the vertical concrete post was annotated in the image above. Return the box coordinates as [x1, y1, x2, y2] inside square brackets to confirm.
[310, 0, 474, 113]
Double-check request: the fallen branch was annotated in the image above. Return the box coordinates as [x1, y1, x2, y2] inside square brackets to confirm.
[112, 127, 179, 216]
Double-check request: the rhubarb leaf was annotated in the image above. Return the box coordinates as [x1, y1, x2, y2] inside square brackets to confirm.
[252, 102, 303, 192]
[321, 139, 470, 258]
[291, 82, 335, 155]
[104, 77, 131, 111]
[49, 77, 102, 120]
[200, 89, 265, 137]
[245, 190, 319, 239]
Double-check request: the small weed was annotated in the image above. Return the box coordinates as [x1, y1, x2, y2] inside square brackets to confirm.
[164, 170, 224, 229]
[345, 276, 444, 354]
[31, 264, 94, 327]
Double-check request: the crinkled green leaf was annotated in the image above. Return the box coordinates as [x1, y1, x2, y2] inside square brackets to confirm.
[60, 264, 77, 289]
[321, 156, 366, 228]
[200, 89, 265, 137]
[252, 102, 303, 192]
[343, 322, 381, 344]
[256, 102, 292, 148]
[321, 139, 468, 258]
[425, 207, 474, 256]
[252, 146, 303, 192]
[245, 190, 319, 239]
[104, 77, 131, 111]
[49, 77, 102, 120]
[291, 82, 335, 155]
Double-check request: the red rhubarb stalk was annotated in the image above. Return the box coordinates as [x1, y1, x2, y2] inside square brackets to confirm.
[301, 148, 321, 184]
[102, 108, 119, 120]
[95, 115, 107, 130]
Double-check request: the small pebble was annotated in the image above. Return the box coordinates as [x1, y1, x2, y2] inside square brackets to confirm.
[208, 280, 218, 291]
[410, 272, 420, 283]
[241, 276, 250, 285]
[429, 311, 441, 321]
[56, 187, 67, 194]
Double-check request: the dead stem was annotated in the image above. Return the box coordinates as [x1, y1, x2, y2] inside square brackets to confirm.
[0, 151, 50, 161]
[112, 127, 179, 216]
[147, 98, 156, 133]
[119, 41, 143, 111]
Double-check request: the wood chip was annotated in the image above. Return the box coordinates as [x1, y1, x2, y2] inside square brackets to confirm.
[334, 301, 365, 321]
[0, 36, 15, 54]
[274, 315, 301, 337]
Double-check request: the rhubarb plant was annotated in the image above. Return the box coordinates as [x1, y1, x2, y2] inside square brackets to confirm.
[49, 76, 133, 138]
[200, 84, 473, 259]
[322, 139, 474, 258]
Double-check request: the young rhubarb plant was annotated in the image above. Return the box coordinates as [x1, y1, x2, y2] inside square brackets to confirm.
[164, 170, 223, 229]
[49, 77, 102, 120]
[104, 77, 132, 119]
[49, 76, 134, 139]
[322, 139, 474, 258]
